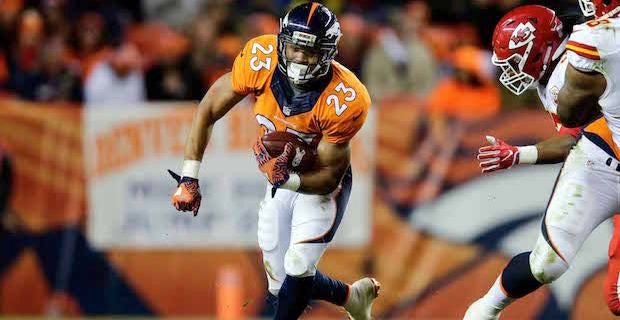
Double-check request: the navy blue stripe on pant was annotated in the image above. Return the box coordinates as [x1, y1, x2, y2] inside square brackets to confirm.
[301, 166, 353, 244]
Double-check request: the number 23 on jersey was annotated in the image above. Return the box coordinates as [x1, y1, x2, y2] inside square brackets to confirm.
[327, 82, 356, 116]
[250, 42, 274, 71]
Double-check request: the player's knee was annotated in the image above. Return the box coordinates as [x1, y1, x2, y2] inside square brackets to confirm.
[529, 244, 568, 283]
[284, 246, 316, 277]
[501, 252, 543, 298]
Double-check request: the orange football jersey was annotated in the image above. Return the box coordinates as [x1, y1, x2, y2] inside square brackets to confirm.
[231, 35, 370, 145]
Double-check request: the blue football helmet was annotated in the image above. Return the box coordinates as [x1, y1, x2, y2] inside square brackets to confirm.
[277, 2, 342, 86]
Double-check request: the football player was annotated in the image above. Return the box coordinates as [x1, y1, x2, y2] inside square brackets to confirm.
[465, 4, 620, 319]
[560, 0, 620, 315]
[168, 3, 379, 319]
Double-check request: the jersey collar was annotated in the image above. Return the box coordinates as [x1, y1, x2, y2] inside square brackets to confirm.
[270, 67, 333, 117]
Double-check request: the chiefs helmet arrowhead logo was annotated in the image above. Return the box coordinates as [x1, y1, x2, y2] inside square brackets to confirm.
[509, 22, 536, 49]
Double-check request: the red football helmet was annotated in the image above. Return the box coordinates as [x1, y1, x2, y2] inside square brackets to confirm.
[580, 0, 620, 18]
[491, 5, 565, 95]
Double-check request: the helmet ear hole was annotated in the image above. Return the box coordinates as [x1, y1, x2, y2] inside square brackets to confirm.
[507, 56, 521, 71]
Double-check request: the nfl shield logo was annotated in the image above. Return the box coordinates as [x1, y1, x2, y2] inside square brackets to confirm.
[283, 106, 291, 116]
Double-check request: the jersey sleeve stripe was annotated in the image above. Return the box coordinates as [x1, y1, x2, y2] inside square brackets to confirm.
[567, 40, 597, 51]
[566, 41, 601, 60]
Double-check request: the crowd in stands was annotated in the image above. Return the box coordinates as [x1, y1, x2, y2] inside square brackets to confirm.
[0, 0, 579, 114]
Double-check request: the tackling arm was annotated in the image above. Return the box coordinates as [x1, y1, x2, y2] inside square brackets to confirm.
[535, 134, 578, 164]
[557, 64, 606, 128]
[478, 134, 577, 173]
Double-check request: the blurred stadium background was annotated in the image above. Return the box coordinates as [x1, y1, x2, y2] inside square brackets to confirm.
[0, 0, 615, 319]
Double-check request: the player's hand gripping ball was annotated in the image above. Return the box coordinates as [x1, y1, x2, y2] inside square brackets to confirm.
[260, 131, 317, 172]
[253, 131, 317, 187]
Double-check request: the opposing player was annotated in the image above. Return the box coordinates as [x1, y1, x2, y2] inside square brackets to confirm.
[168, 3, 379, 319]
[465, 4, 620, 319]
[477, 5, 583, 174]
[561, 0, 620, 315]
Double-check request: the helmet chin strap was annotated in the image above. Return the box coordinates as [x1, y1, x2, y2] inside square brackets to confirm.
[551, 37, 569, 61]
[537, 38, 568, 88]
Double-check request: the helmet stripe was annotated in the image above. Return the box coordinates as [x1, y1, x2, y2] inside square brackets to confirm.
[306, 2, 319, 26]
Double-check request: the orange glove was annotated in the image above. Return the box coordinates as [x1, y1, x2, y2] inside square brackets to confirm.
[252, 138, 295, 188]
[168, 170, 201, 216]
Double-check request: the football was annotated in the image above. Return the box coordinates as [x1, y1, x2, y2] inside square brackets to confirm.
[261, 131, 317, 173]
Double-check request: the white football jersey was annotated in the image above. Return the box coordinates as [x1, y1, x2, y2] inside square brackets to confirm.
[567, 17, 620, 149]
[537, 54, 571, 132]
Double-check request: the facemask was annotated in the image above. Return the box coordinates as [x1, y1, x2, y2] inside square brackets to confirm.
[286, 61, 314, 85]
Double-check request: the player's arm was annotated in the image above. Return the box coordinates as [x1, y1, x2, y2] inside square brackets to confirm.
[535, 135, 578, 163]
[169, 72, 245, 215]
[184, 72, 245, 164]
[296, 140, 351, 195]
[254, 102, 367, 195]
[557, 64, 606, 128]
[255, 138, 352, 196]
[477, 134, 577, 173]
[289, 90, 369, 195]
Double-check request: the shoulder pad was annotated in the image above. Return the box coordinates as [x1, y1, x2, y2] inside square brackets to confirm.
[570, 19, 620, 59]
[231, 35, 278, 95]
[319, 63, 371, 144]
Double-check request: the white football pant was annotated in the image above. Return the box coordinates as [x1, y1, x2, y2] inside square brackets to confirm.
[530, 136, 620, 283]
[257, 169, 352, 296]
